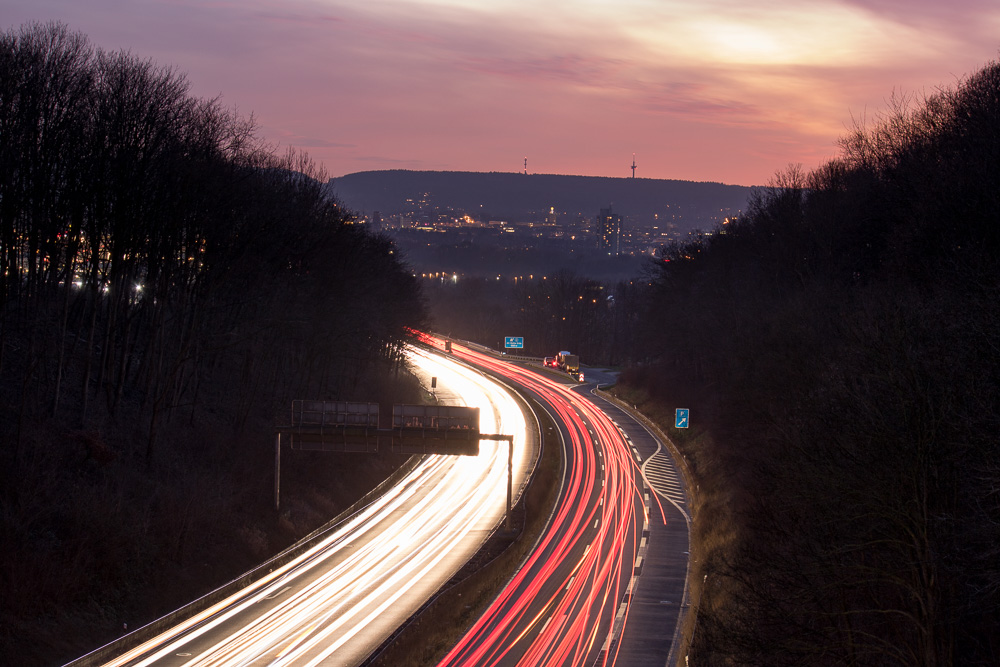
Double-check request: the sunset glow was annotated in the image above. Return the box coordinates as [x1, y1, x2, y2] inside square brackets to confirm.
[5, 0, 997, 184]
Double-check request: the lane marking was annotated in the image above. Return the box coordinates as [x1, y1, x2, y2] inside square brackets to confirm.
[263, 586, 291, 600]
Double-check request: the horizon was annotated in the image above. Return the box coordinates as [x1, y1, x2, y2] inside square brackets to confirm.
[329, 167, 752, 187]
[4, 1, 998, 186]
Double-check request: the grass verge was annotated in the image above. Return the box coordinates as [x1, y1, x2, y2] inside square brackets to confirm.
[604, 381, 736, 667]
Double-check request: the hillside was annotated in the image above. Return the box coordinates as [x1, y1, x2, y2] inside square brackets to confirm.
[0, 25, 426, 665]
[619, 59, 1000, 665]
[328, 170, 753, 230]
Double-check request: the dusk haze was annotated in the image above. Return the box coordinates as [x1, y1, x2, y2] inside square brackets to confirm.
[4, 2, 1000, 666]
[4, 0, 997, 184]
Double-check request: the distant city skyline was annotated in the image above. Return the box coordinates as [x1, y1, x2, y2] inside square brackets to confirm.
[3, 0, 997, 186]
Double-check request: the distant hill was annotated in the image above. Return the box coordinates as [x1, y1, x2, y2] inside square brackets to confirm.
[327, 170, 754, 229]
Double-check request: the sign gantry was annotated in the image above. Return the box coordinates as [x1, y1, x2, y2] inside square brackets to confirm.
[275, 400, 516, 530]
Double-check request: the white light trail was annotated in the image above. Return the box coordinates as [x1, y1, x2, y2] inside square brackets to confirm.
[99, 346, 528, 667]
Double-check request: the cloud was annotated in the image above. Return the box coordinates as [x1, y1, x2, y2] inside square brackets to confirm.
[277, 135, 357, 149]
[636, 82, 761, 121]
[252, 10, 345, 25]
[6, 0, 997, 185]
[352, 154, 433, 170]
[460, 54, 624, 85]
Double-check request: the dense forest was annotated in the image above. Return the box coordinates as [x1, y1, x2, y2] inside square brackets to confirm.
[620, 60, 1000, 664]
[0, 23, 424, 665]
[426, 272, 646, 366]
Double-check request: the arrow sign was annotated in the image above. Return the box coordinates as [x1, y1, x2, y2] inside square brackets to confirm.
[675, 408, 689, 429]
[504, 336, 524, 349]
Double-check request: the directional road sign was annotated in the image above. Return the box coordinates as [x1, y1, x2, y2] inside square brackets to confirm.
[675, 408, 689, 429]
[504, 336, 524, 349]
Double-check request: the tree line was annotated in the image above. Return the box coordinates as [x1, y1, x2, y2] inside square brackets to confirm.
[620, 60, 1000, 665]
[0, 22, 424, 664]
[426, 271, 647, 367]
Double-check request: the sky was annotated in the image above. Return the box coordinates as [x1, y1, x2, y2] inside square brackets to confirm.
[3, 1, 998, 185]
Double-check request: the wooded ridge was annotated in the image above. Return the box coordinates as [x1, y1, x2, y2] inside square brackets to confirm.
[0, 22, 425, 665]
[329, 169, 752, 230]
[620, 58, 1000, 666]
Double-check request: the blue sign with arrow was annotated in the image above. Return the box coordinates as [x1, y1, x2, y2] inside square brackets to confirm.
[504, 337, 524, 349]
[675, 408, 689, 429]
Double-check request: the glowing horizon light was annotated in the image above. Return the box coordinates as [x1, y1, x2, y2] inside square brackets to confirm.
[3, 0, 992, 186]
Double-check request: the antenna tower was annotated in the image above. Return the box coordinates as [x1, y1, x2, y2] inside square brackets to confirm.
[524, 157, 527, 175]
[631, 153, 637, 179]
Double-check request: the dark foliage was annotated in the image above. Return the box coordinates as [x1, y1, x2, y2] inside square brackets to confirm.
[0, 22, 425, 665]
[626, 61, 1000, 665]
[425, 271, 646, 366]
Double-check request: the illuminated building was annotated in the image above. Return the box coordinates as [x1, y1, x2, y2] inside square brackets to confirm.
[596, 206, 622, 255]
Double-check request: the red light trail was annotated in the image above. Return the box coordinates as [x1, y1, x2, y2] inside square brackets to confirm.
[414, 333, 665, 667]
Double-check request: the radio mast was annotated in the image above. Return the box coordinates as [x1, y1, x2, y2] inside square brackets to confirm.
[631, 153, 637, 178]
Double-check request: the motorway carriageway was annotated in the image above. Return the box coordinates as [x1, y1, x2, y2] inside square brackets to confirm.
[415, 333, 667, 667]
[89, 346, 532, 667]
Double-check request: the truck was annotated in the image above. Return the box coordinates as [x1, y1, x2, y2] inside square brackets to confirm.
[556, 351, 580, 375]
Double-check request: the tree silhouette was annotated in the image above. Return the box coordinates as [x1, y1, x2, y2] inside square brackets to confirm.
[0, 22, 426, 665]
[628, 59, 1000, 665]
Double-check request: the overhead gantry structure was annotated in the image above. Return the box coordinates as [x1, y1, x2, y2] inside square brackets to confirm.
[275, 399, 516, 530]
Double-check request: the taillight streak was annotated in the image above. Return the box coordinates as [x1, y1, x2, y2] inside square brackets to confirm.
[432, 338, 647, 667]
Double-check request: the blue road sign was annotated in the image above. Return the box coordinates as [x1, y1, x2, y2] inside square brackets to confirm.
[504, 336, 524, 349]
[675, 408, 690, 429]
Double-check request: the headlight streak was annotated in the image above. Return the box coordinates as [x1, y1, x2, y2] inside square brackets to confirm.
[99, 346, 527, 667]
[190, 458, 508, 667]
[425, 336, 650, 667]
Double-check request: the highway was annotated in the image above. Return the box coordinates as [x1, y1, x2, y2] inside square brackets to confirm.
[81, 337, 686, 667]
[419, 336, 662, 667]
[87, 347, 533, 667]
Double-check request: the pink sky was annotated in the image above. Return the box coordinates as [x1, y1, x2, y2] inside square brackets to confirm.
[3, 0, 998, 185]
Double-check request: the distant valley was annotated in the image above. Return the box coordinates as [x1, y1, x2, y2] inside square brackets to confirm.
[327, 170, 753, 231]
[326, 170, 755, 281]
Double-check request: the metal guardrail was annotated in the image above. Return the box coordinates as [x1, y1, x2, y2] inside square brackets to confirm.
[592, 387, 699, 667]
[445, 337, 543, 364]
[63, 456, 424, 667]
